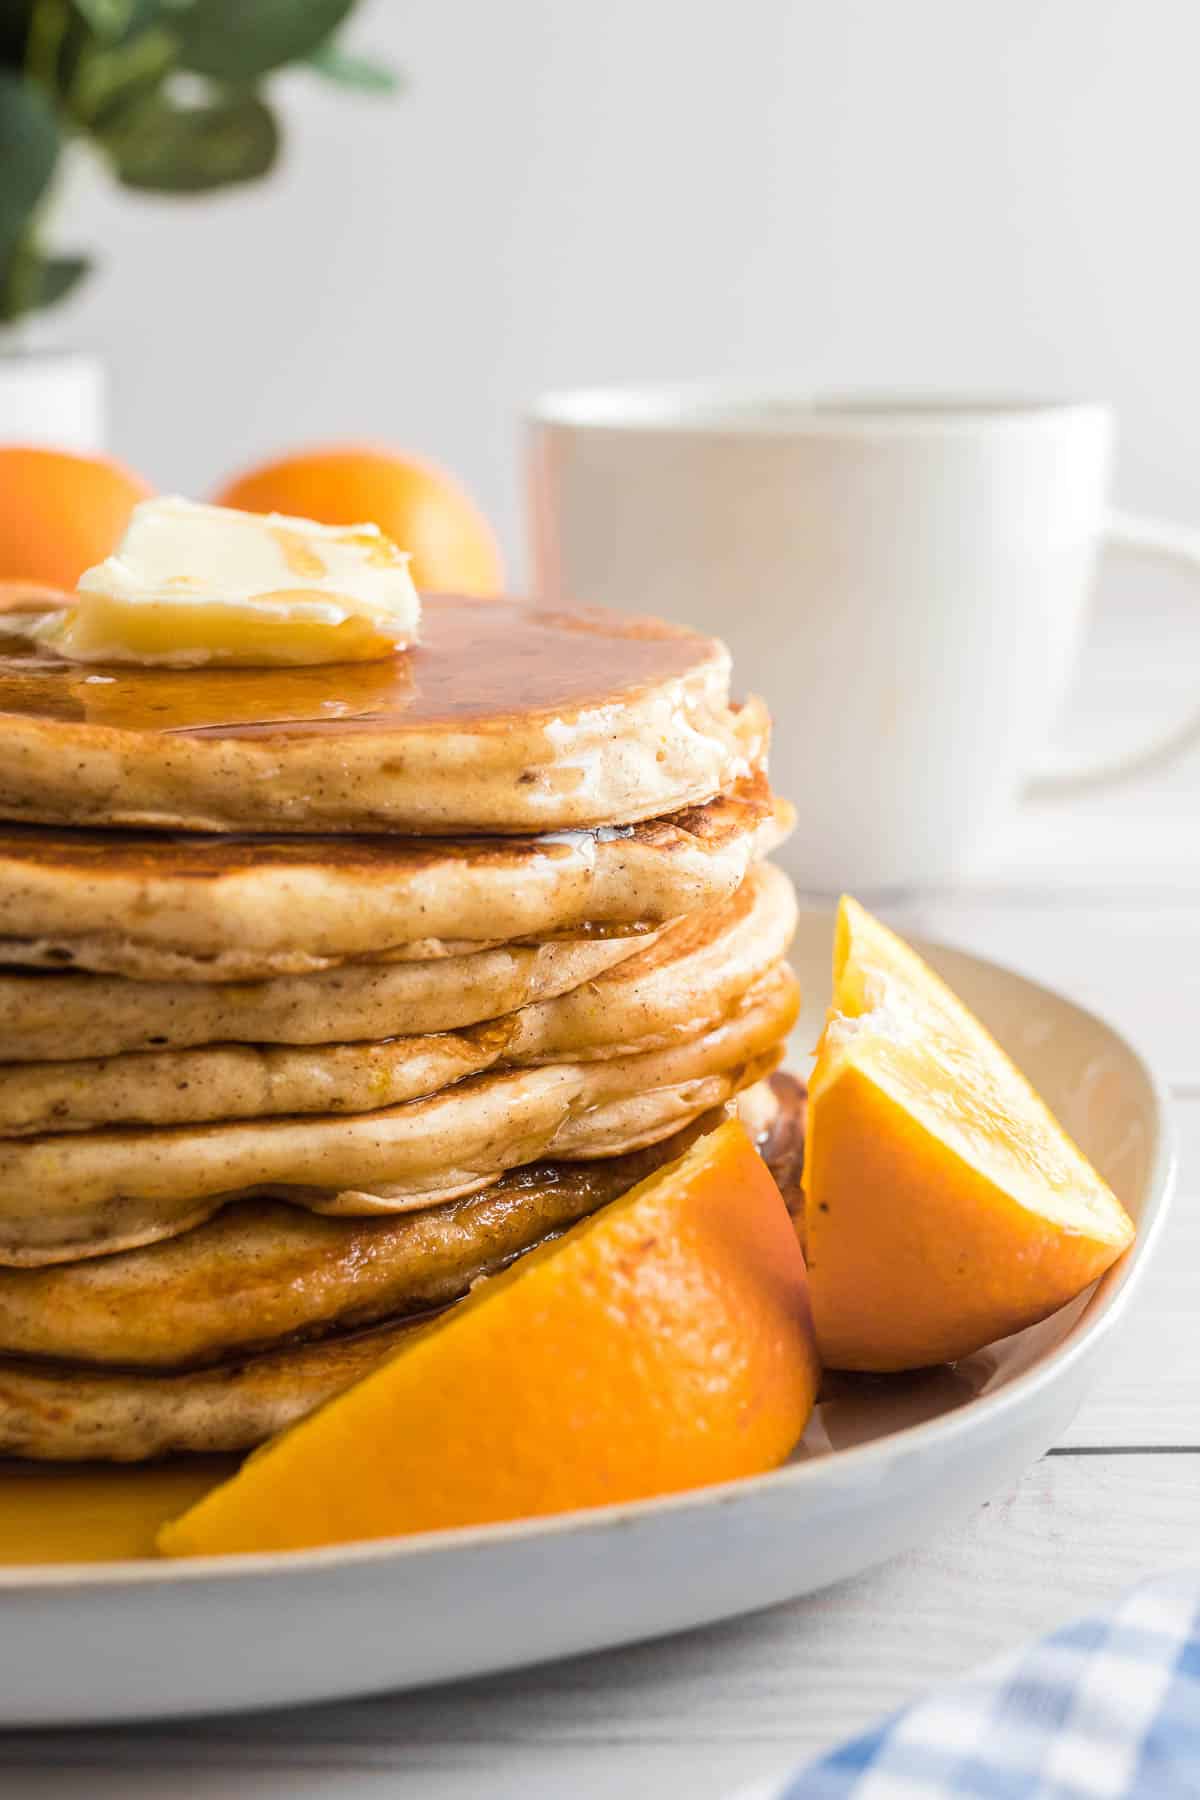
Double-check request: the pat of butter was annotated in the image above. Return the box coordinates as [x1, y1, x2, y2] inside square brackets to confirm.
[44, 496, 421, 668]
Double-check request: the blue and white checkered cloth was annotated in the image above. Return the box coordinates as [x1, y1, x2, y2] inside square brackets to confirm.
[748, 1572, 1200, 1798]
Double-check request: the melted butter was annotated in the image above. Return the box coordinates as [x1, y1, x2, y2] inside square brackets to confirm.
[0, 1457, 237, 1565]
[43, 597, 407, 671]
[52, 498, 421, 669]
[0, 596, 711, 738]
[271, 527, 327, 579]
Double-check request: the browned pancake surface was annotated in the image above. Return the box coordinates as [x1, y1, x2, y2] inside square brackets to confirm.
[0, 1134, 702, 1369]
[0, 595, 766, 834]
[0, 1077, 807, 1460]
[0, 773, 789, 976]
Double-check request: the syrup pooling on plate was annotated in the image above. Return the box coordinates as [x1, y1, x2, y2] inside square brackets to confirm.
[0, 596, 715, 736]
[0, 1459, 235, 1564]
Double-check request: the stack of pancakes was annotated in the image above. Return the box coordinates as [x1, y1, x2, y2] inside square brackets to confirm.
[0, 596, 802, 1461]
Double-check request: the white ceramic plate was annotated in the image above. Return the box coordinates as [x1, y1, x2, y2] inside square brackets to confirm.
[0, 910, 1174, 1727]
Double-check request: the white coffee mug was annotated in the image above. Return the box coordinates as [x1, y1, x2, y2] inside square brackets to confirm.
[527, 389, 1200, 891]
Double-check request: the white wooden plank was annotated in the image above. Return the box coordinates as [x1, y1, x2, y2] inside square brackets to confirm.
[0, 1457, 1194, 1800]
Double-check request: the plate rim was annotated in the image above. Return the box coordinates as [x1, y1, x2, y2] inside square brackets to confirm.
[0, 916, 1176, 1593]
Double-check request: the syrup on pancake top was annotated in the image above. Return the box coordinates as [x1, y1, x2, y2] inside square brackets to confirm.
[0, 499, 766, 834]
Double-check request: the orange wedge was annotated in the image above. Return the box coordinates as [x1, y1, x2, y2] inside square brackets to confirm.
[159, 1118, 819, 1556]
[804, 898, 1135, 1372]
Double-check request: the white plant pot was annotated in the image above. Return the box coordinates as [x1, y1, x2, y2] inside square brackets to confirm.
[0, 349, 105, 452]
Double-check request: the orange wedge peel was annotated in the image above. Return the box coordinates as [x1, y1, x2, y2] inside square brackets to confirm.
[159, 1117, 820, 1556]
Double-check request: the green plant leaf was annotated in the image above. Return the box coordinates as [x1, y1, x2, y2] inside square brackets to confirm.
[107, 90, 279, 190]
[0, 250, 91, 322]
[0, 73, 61, 250]
[307, 39, 398, 94]
[174, 0, 355, 81]
[71, 26, 175, 130]
[70, 0, 141, 38]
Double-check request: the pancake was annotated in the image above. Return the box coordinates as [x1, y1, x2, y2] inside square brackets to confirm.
[0, 1319, 424, 1462]
[0, 866, 797, 1129]
[0, 1131, 709, 1369]
[0, 925, 650, 984]
[0, 932, 650, 1066]
[0, 1076, 806, 1459]
[0, 772, 789, 979]
[0, 595, 767, 835]
[0, 990, 793, 1264]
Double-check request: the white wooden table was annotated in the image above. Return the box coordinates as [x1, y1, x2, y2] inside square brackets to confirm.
[2, 583, 1197, 1798]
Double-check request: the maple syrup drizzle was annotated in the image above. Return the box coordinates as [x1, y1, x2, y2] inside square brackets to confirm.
[0, 595, 712, 738]
[0, 1458, 236, 1564]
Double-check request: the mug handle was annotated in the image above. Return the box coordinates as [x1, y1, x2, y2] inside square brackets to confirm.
[1026, 509, 1200, 795]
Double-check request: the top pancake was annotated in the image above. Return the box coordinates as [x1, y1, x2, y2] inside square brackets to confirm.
[0, 595, 766, 835]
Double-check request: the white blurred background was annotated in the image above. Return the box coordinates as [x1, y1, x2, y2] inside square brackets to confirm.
[52, 0, 1200, 583]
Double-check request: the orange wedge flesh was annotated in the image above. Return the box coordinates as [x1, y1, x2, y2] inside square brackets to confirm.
[159, 1118, 820, 1556]
[804, 898, 1135, 1372]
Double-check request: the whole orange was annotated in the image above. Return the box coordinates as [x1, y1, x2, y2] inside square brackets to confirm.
[214, 444, 504, 596]
[0, 447, 152, 588]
